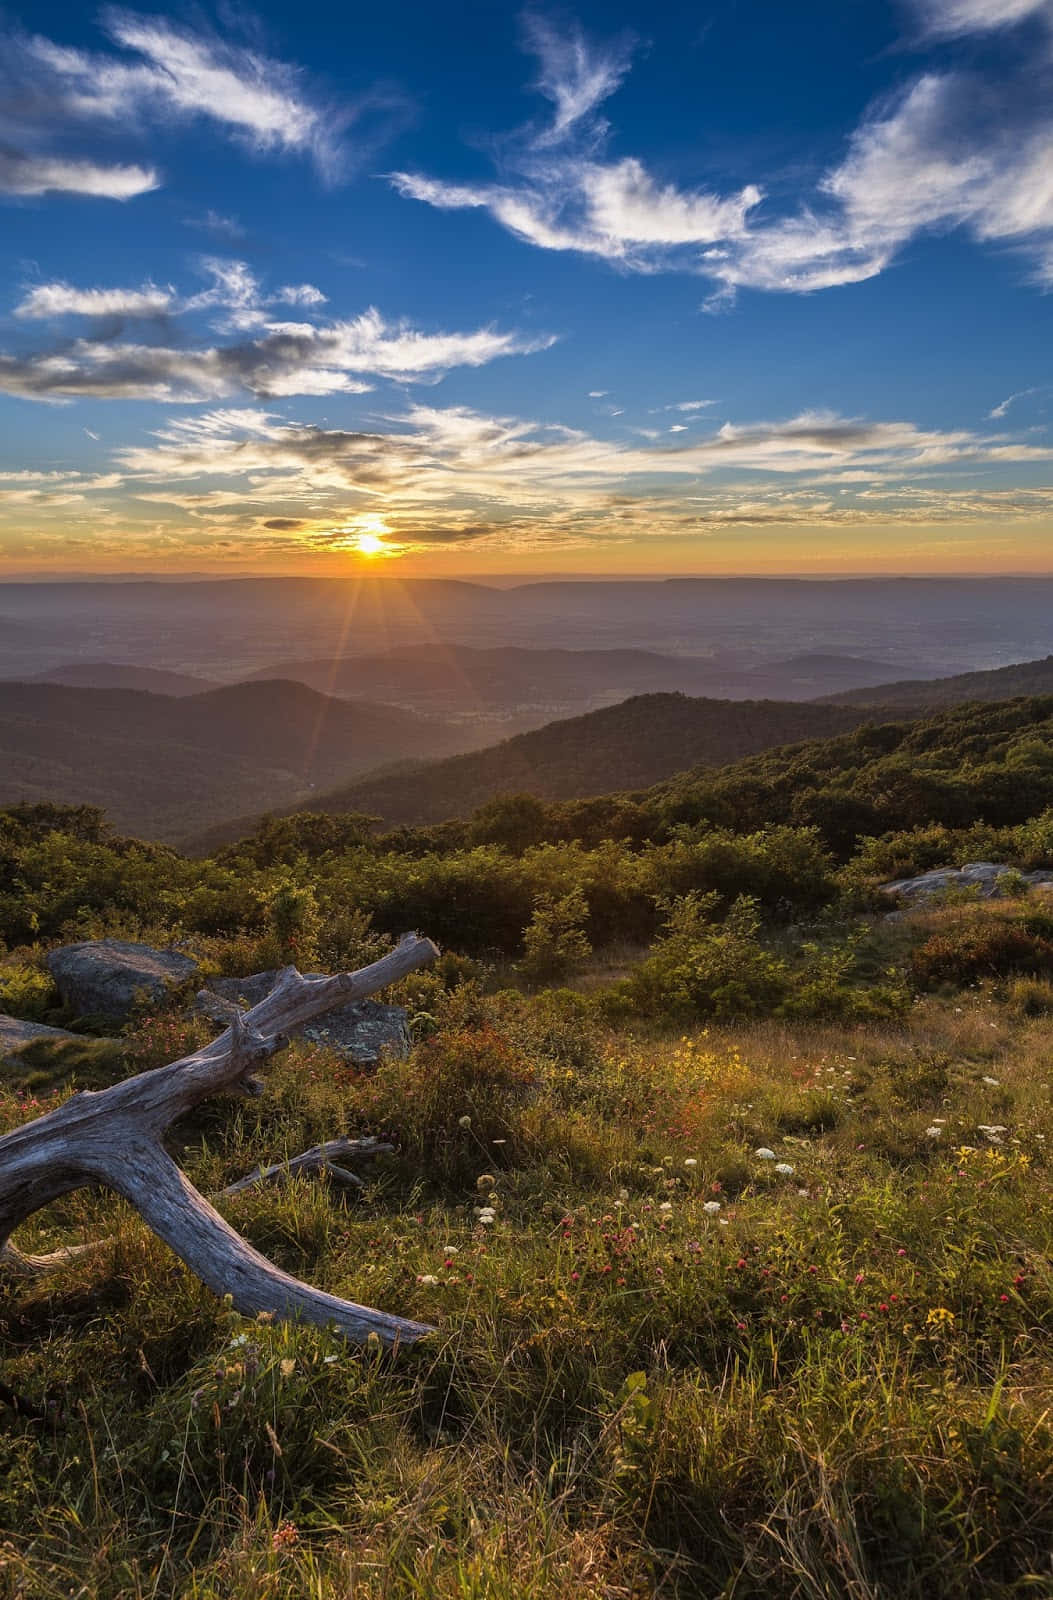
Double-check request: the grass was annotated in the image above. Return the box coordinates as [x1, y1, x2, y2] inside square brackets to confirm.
[1, 912, 1053, 1597]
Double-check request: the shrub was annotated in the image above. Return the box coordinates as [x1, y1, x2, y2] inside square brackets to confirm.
[519, 887, 592, 984]
[910, 919, 1053, 989]
[0, 961, 58, 1022]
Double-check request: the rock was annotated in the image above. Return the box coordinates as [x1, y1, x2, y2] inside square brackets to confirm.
[0, 1014, 83, 1065]
[47, 939, 199, 1022]
[880, 861, 1053, 904]
[201, 970, 410, 1068]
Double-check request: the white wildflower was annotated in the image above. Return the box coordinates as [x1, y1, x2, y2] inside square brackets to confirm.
[755, 1147, 777, 1160]
[774, 1162, 795, 1176]
[925, 1126, 943, 1138]
[684, 1158, 698, 1168]
[659, 1201, 673, 1214]
[982, 1076, 1000, 1087]
[417, 1274, 439, 1286]
[702, 1200, 721, 1215]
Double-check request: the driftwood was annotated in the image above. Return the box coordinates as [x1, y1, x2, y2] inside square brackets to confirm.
[0, 935, 438, 1348]
[217, 1136, 395, 1196]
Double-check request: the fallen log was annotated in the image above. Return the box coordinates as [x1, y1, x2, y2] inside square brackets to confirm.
[0, 935, 438, 1348]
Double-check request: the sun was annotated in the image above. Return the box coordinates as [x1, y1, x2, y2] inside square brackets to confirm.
[355, 531, 386, 556]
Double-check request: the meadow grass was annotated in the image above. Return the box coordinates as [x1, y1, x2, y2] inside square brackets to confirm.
[1, 926, 1052, 1598]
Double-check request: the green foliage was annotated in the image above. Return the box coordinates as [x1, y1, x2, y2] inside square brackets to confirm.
[519, 887, 591, 984]
[0, 960, 57, 1022]
[265, 878, 322, 968]
[911, 915, 1053, 989]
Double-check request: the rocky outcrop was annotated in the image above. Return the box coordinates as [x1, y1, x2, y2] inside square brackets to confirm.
[0, 1014, 83, 1064]
[201, 970, 410, 1068]
[880, 861, 1053, 903]
[46, 939, 199, 1022]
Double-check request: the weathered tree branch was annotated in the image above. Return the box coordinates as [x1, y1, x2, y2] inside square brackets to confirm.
[218, 1136, 394, 1196]
[0, 934, 439, 1347]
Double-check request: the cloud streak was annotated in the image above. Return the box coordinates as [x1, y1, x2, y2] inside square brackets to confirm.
[0, 146, 158, 198]
[0, 9, 411, 203]
[392, 5, 1053, 299]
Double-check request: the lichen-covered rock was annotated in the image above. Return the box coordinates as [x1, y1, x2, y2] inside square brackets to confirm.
[880, 861, 1053, 904]
[46, 939, 199, 1021]
[202, 969, 410, 1067]
[0, 1014, 83, 1064]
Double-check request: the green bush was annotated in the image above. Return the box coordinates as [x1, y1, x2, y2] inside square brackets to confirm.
[519, 887, 591, 984]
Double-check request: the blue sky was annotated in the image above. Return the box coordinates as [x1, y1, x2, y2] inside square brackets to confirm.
[1, 0, 1051, 575]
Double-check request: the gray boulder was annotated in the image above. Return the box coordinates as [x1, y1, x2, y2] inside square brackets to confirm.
[47, 939, 199, 1021]
[880, 861, 1053, 904]
[0, 1013, 83, 1065]
[201, 969, 410, 1069]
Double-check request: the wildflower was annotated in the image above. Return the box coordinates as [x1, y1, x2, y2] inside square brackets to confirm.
[417, 1274, 440, 1286]
[982, 1076, 1000, 1087]
[443, 1245, 459, 1255]
[476, 1207, 496, 1224]
[659, 1201, 673, 1213]
[684, 1158, 698, 1168]
[755, 1147, 777, 1160]
[279, 1358, 296, 1379]
[476, 1173, 496, 1190]
[774, 1162, 795, 1176]
[702, 1200, 721, 1215]
[271, 1521, 299, 1551]
[926, 1306, 955, 1327]
[925, 1126, 943, 1139]
[323, 1354, 339, 1364]
[458, 1115, 472, 1129]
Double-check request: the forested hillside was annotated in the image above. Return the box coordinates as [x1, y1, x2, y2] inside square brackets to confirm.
[825, 654, 1053, 710]
[0, 679, 472, 842]
[194, 692, 876, 846]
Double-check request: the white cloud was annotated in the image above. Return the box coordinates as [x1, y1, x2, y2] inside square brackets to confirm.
[0, 291, 557, 401]
[914, 0, 1053, 38]
[393, 9, 1053, 299]
[520, 10, 635, 144]
[15, 281, 174, 318]
[390, 17, 761, 271]
[0, 147, 158, 198]
[90, 396, 1053, 560]
[0, 10, 411, 202]
[989, 385, 1045, 417]
[22, 11, 342, 177]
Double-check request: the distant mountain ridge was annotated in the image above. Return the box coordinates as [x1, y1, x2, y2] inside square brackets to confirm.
[187, 692, 880, 849]
[22, 662, 222, 696]
[823, 654, 1053, 710]
[0, 679, 475, 842]
[245, 643, 910, 723]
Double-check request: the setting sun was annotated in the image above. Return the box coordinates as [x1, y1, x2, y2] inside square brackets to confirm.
[355, 531, 386, 556]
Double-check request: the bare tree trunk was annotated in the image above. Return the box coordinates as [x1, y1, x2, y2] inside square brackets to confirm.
[0, 935, 439, 1348]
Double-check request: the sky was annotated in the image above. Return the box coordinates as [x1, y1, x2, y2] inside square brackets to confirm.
[0, 0, 1051, 577]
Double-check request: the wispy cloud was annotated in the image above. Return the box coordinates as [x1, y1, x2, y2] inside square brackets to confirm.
[99, 401, 1053, 559]
[393, 6, 1053, 300]
[0, 264, 557, 401]
[0, 146, 158, 199]
[15, 281, 175, 319]
[914, 0, 1052, 38]
[989, 384, 1045, 417]
[0, 9, 412, 202]
[391, 16, 761, 271]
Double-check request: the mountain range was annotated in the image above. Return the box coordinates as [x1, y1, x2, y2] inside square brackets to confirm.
[0, 679, 474, 842]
